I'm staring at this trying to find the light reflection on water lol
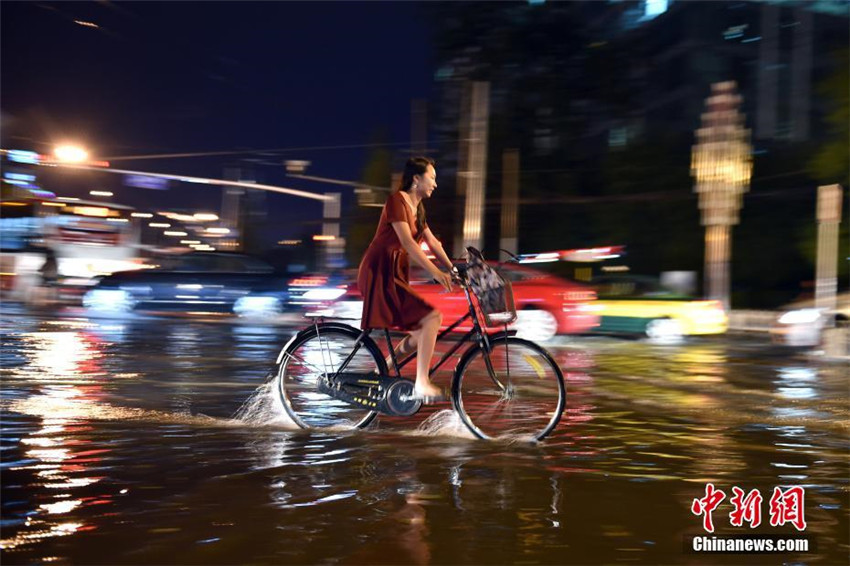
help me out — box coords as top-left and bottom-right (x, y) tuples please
(0, 314), (848, 564)
(2, 325), (111, 553)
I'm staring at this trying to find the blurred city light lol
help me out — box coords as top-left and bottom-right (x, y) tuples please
(193, 213), (219, 221)
(206, 227), (230, 234)
(73, 206), (110, 218)
(89, 191), (113, 197)
(691, 81), (752, 309)
(53, 145), (89, 163)
(163, 231), (188, 237)
(5, 149), (40, 164)
(313, 235), (336, 241)
(284, 160), (311, 173)
(149, 223), (171, 228)
(131, 212), (153, 218)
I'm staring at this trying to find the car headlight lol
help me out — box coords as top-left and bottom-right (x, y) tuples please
(777, 308), (824, 325)
(233, 296), (282, 317)
(83, 289), (134, 312)
(301, 288), (347, 301)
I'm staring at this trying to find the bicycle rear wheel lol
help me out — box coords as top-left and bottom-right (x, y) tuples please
(277, 324), (385, 430)
(452, 337), (565, 441)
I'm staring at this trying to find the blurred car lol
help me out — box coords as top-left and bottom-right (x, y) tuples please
(285, 271), (353, 313)
(589, 275), (728, 341)
(83, 251), (290, 318)
(770, 292), (850, 347)
(307, 262), (599, 342)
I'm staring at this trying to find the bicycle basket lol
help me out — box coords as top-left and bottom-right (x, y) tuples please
(465, 247), (517, 326)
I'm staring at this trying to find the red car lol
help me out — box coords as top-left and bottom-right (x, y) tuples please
(318, 262), (598, 341)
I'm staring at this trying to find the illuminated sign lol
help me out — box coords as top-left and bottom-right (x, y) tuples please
(124, 174), (170, 190)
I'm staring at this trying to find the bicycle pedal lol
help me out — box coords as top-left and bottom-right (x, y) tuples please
(380, 379), (422, 417)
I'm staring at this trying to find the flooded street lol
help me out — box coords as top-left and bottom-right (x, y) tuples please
(2, 307), (848, 565)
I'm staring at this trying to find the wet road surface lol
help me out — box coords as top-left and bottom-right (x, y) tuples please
(1, 307), (848, 564)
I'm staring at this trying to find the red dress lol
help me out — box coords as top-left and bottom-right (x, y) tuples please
(358, 191), (436, 330)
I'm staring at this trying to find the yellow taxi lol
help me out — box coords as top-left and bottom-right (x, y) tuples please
(589, 275), (728, 341)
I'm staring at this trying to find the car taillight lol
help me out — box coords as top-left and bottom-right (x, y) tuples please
(564, 290), (596, 302)
(290, 276), (328, 287)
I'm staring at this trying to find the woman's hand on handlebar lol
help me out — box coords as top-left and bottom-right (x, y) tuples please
(432, 268), (453, 292)
(450, 265), (465, 286)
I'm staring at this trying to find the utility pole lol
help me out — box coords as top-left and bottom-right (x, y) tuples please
(411, 99), (428, 156)
(454, 81), (490, 257)
(815, 184), (843, 315)
(222, 165), (252, 251)
(321, 192), (343, 270)
(500, 149), (520, 255)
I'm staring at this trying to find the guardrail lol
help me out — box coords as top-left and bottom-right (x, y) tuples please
(728, 310), (776, 333)
(728, 310), (848, 359)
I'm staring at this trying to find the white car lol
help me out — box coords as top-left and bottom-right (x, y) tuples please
(771, 293), (850, 347)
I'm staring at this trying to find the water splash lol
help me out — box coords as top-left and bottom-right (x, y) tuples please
(413, 409), (477, 440)
(233, 377), (299, 429)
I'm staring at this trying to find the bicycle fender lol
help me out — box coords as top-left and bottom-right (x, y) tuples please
(274, 321), (363, 365)
(487, 329), (518, 341)
(275, 332), (300, 365)
(308, 321), (363, 334)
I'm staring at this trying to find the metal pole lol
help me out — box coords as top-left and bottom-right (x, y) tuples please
(704, 224), (731, 309)
(455, 81), (490, 256)
(815, 184), (843, 317)
(222, 166), (246, 251)
(500, 149), (519, 255)
(322, 192), (342, 270)
(411, 99), (428, 155)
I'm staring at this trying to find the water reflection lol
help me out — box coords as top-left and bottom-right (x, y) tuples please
(775, 366), (818, 400)
(2, 326), (114, 552)
(1, 314), (847, 564)
(87, 322), (130, 344)
(231, 325), (283, 361)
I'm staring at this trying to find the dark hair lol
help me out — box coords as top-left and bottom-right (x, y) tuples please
(397, 156), (434, 235)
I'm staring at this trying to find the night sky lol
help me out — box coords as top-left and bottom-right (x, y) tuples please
(1, 1), (434, 241)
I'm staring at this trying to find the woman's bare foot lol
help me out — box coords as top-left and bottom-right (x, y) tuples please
(414, 381), (443, 399)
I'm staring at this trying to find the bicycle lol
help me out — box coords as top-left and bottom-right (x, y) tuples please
(274, 247), (565, 441)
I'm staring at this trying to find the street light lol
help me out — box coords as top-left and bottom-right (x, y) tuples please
(53, 144), (89, 163)
(691, 81), (753, 310)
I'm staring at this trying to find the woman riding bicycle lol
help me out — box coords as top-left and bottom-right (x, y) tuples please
(357, 157), (453, 402)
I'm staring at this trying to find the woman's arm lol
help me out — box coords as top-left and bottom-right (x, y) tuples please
(422, 227), (454, 271)
(391, 221), (444, 277)
(390, 222), (452, 292)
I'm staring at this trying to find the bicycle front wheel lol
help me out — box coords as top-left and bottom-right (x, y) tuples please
(452, 337), (565, 441)
(277, 324), (385, 430)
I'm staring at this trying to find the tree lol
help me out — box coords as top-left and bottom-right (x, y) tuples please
(808, 48), (849, 185)
(345, 139), (391, 266)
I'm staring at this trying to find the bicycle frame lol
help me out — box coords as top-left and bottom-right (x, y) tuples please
(322, 277), (510, 392)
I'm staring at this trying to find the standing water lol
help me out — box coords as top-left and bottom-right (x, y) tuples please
(1, 309), (847, 564)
